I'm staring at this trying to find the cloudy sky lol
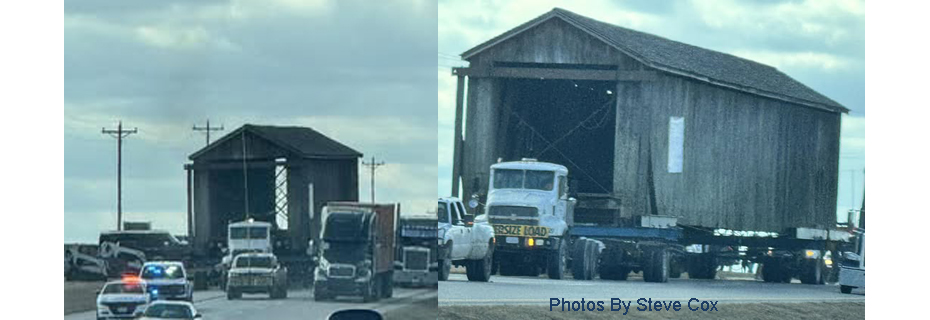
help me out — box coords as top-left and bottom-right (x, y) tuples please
(64, 0), (437, 242)
(437, 0), (865, 221)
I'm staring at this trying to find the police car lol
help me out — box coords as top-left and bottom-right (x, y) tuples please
(96, 279), (150, 320)
(139, 261), (193, 301)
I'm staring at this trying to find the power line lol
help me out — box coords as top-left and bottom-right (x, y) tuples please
(193, 119), (224, 146)
(362, 157), (386, 203)
(101, 120), (138, 231)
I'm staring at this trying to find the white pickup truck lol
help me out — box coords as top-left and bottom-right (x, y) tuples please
(437, 197), (495, 282)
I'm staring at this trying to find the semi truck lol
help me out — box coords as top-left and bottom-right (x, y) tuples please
(313, 202), (398, 302)
(482, 159), (849, 284)
(393, 214), (439, 287)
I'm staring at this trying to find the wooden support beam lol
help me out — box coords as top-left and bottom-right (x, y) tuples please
(451, 75), (466, 197)
(453, 67), (657, 82)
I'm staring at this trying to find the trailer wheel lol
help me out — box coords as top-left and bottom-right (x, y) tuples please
(669, 257), (682, 279)
(571, 240), (590, 280)
(644, 248), (669, 283)
(547, 239), (567, 279)
(586, 242), (599, 280)
(840, 285), (853, 294)
(800, 258), (824, 285)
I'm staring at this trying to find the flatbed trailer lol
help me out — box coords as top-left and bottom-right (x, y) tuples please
(564, 223), (851, 283)
(483, 159), (851, 284)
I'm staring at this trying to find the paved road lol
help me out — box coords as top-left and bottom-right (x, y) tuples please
(66, 287), (437, 320)
(440, 273), (864, 306)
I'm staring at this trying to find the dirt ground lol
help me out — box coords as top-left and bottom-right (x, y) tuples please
(64, 280), (105, 315)
(439, 302), (864, 320)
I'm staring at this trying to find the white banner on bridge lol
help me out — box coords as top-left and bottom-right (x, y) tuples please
(668, 117), (685, 173)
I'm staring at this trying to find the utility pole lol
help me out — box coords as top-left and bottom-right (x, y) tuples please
(193, 119), (224, 146)
(102, 121), (138, 231)
(362, 157), (385, 203)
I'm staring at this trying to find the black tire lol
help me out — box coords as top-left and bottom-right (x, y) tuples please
(491, 257), (500, 275)
(313, 286), (330, 301)
(840, 285), (853, 294)
(466, 246), (493, 282)
(226, 289), (240, 300)
(362, 280), (377, 302)
(800, 258), (824, 285)
(438, 258), (451, 281)
(571, 240), (589, 280)
(655, 249), (669, 283)
(669, 258), (682, 279)
(643, 250), (656, 282)
(586, 241), (598, 280)
(383, 274), (394, 298)
(547, 240), (567, 279)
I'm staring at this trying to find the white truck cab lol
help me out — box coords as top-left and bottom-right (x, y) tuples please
(484, 159), (577, 279)
(222, 220), (273, 266)
(438, 197), (495, 282)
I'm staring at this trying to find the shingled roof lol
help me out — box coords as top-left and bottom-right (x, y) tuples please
(462, 8), (847, 113)
(189, 124), (362, 160)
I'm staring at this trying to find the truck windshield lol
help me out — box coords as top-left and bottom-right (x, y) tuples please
(102, 282), (145, 294)
(437, 202), (449, 223)
(141, 265), (185, 280)
(230, 226), (268, 239)
(322, 212), (367, 242)
(493, 169), (555, 191)
(234, 256), (274, 268)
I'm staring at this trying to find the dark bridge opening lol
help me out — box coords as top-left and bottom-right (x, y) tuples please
(499, 78), (617, 194)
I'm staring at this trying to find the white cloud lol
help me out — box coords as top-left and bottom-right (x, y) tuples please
(731, 50), (853, 72)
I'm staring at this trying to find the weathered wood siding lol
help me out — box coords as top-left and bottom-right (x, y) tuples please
(468, 18), (644, 69)
(616, 74), (840, 231)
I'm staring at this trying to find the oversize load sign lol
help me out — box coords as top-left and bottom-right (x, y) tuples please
(493, 224), (550, 238)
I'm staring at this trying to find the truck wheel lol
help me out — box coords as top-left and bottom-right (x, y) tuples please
(800, 258), (824, 285)
(571, 240), (590, 280)
(669, 257), (682, 279)
(363, 275), (380, 302)
(383, 274), (394, 298)
(840, 285), (853, 294)
(313, 286), (330, 301)
(466, 247), (493, 282)
(654, 248), (669, 283)
(439, 258), (451, 281)
(547, 239), (567, 279)
(585, 241), (598, 280)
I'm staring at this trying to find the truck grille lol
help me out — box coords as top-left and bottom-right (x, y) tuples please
(153, 284), (186, 295)
(404, 248), (429, 271)
(328, 264), (355, 278)
(230, 275), (272, 286)
(103, 302), (144, 315)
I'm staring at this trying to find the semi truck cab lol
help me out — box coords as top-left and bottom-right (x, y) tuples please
(484, 159), (576, 279)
